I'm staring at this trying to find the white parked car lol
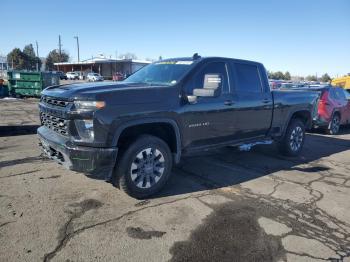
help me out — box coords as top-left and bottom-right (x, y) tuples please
(66, 72), (79, 80)
(87, 73), (104, 82)
(75, 71), (85, 80)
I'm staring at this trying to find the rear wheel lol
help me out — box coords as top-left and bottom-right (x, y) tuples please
(327, 114), (340, 135)
(278, 118), (305, 157)
(114, 135), (173, 199)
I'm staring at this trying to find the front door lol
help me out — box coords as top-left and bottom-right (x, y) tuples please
(180, 61), (237, 149)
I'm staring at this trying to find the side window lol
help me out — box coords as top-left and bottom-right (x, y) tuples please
(234, 63), (263, 93)
(185, 62), (229, 95)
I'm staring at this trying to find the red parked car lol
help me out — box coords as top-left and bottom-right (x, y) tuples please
(312, 86), (350, 134)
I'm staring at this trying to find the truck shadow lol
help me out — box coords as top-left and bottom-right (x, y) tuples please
(0, 125), (39, 137)
(155, 129), (350, 198)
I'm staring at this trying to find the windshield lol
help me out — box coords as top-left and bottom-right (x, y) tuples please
(124, 61), (195, 86)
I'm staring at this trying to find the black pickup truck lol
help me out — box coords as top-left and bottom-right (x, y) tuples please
(38, 55), (319, 198)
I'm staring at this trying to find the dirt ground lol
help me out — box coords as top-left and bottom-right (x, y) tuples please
(1, 99), (350, 262)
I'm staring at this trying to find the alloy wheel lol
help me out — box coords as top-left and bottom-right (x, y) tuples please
(289, 126), (304, 152)
(130, 148), (165, 189)
(331, 115), (340, 134)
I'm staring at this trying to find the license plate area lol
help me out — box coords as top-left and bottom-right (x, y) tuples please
(39, 138), (65, 164)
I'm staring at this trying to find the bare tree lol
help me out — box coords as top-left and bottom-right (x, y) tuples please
(118, 52), (138, 60)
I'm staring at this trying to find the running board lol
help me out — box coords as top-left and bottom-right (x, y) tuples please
(236, 140), (273, 152)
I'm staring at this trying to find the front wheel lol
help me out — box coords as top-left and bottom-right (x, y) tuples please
(278, 118), (305, 157)
(114, 135), (173, 199)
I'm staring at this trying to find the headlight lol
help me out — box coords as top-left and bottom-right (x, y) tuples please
(75, 119), (94, 140)
(74, 100), (105, 111)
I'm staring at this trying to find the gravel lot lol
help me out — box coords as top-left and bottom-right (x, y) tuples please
(1, 99), (350, 262)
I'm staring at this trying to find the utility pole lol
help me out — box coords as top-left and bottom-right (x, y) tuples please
(74, 36), (80, 62)
(115, 50), (118, 74)
(58, 35), (62, 58)
(35, 41), (39, 71)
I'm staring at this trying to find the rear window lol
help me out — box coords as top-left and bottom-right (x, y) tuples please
(343, 89), (350, 99)
(234, 63), (262, 93)
(331, 88), (346, 100)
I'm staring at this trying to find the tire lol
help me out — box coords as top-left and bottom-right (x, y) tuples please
(327, 113), (341, 135)
(114, 135), (173, 199)
(278, 118), (305, 157)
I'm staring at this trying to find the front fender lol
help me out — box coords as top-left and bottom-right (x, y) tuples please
(111, 118), (182, 163)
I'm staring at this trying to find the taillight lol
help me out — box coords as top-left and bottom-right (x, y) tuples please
(319, 91), (329, 104)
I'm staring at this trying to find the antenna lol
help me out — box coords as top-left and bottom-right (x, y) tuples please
(193, 53), (201, 60)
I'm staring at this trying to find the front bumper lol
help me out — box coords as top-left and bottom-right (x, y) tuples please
(37, 126), (118, 180)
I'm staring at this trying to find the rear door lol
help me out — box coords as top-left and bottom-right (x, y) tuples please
(229, 62), (273, 139)
(330, 88), (346, 123)
(334, 87), (350, 123)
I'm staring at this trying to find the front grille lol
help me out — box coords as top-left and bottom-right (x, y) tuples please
(40, 113), (68, 136)
(41, 96), (69, 107)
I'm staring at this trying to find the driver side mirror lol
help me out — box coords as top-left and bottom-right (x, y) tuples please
(187, 74), (222, 103)
(193, 88), (218, 97)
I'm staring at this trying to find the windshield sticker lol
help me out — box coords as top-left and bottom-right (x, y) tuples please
(155, 61), (177, 65)
(155, 61), (193, 65)
(176, 61), (193, 65)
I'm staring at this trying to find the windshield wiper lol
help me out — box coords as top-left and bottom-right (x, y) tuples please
(124, 81), (172, 86)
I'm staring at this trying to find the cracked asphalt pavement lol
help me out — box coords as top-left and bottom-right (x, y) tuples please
(1, 100), (350, 261)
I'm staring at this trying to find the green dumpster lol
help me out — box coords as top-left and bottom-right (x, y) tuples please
(7, 71), (60, 97)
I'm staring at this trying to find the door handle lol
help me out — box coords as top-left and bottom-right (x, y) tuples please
(224, 100), (233, 106)
(262, 99), (270, 104)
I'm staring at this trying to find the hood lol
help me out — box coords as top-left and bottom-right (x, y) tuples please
(42, 81), (179, 106)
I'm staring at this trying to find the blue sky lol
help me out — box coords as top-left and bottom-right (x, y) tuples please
(2, 0), (349, 77)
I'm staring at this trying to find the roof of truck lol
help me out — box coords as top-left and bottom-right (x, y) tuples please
(161, 56), (264, 66)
